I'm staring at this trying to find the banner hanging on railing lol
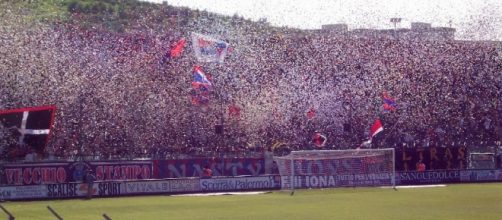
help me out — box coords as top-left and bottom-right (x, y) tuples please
(154, 157), (265, 178)
(2, 161), (152, 186)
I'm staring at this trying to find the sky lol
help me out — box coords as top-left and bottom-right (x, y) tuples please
(142, 0), (502, 41)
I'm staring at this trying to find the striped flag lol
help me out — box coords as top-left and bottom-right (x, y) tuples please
(191, 66), (212, 105)
(191, 65), (212, 91)
(383, 91), (397, 112)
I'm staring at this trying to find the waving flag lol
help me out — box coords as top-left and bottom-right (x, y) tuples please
(306, 108), (316, 120)
(361, 119), (384, 147)
(228, 103), (241, 118)
(191, 65), (212, 105)
(160, 38), (186, 64)
(170, 38), (186, 58)
(191, 65), (212, 91)
(191, 32), (229, 63)
(383, 92), (397, 112)
(370, 119), (384, 138)
(0, 106), (56, 152)
(190, 90), (211, 105)
(312, 132), (327, 148)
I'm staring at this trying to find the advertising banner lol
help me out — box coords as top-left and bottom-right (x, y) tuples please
(46, 182), (122, 198)
(397, 170), (461, 185)
(0, 185), (47, 200)
(200, 176), (279, 192)
(46, 183), (95, 198)
(155, 158), (265, 178)
(460, 170), (499, 182)
(91, 161), (152, 181)
(3, 162), (69, 186)
(122, 179), (200, 195)
(97, 182), (122, 197)
(280, 173), (393, 189)
(2, 161), (153, 185)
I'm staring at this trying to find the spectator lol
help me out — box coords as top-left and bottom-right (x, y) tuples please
(84, 169), (96, 200)
(0, 165), (5, 185)
(417, 160), (426, 172)
(312, 131), (327, 148)
(201, 165), (212, 178)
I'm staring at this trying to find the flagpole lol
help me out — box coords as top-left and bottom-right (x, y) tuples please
(216, 64), (225, 128)
(217, 64), (225, 148)
(208, 63), (226, 152)
(191, 32), (230, 153)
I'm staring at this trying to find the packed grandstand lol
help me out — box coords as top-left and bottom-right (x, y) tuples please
(0, 0), (501, 168)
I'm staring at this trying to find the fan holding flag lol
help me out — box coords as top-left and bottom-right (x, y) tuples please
(360, 119), (384, 148)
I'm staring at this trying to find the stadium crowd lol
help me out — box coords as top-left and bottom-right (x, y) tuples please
(1, 2), (501, 162)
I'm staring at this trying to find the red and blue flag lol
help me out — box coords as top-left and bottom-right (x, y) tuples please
(382, 92), (397, 112)
(191, 65), (212, 105)
(191, 65), (212, 91)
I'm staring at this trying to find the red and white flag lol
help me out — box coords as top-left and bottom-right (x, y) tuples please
(370, 119), (384, 138)
(361, 119), (384, 147)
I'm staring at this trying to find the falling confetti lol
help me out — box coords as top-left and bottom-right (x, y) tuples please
(0, 0), (501, 161)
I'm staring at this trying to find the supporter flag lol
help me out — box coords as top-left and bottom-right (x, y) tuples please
(170, 38), (186, 58)
(161, 38), (186, 64)
(191, 65), (212, 91)
(228, 103), (241, 118)
(0, 106), (56, 152)
(312, 132), (327, 148)
(370, 119), (384, 138)
(191, 65), (212, 105)
(191, 32), (229, 63)
(306, 108), (316, 120)
(382, 91), (397, 112)
(361, 118), (384, 146)
(190, 91), (211, 106)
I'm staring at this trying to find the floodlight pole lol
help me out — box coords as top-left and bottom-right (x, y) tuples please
(390, 18), (402, 38)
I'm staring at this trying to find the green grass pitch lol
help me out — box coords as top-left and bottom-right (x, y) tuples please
(2, 183), (501, 220)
